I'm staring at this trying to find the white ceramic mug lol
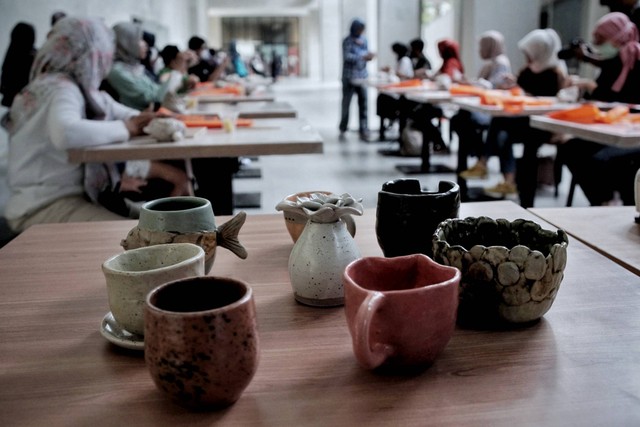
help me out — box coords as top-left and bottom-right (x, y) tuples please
(102, 243), (205, 335)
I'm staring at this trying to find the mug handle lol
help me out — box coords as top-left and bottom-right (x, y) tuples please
(342, 214), (356, 238)
(354, 291), (393, 369)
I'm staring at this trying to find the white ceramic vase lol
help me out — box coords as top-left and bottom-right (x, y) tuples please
(288, 219), (361, 307)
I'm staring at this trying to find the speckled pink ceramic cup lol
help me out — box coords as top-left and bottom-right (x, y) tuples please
(144, 276), (259, 409)
(343, 254), (460, 370)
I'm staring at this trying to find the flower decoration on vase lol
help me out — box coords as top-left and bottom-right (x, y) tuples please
(276, 192), (364, 307)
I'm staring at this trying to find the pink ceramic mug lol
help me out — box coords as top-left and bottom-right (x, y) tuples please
(343, 254), (460, 370)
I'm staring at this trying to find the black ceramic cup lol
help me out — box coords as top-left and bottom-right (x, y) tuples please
(376, 179), (460, 258)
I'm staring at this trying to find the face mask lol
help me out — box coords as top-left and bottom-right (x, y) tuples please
(200, 49), (211, 61)
(596, 42), (619, 60)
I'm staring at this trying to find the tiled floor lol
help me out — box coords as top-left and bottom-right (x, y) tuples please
(0, 77), (590, 239)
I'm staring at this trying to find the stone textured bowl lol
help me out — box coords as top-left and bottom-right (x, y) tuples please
(432, 216), (569, 327)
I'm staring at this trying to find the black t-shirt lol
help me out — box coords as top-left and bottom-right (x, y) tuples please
(411, 53), (431, 71)
(188, 61), (216, 83)
(516, 67), (563, 97)
(588, 56), (640, 105)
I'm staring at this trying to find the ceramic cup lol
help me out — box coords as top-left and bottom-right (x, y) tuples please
(343, 254), (460, 370)
(376, 179), (460, 258)
(280, 191), (356, 243)
(102, 243), (205, 335)
(144, 276), (259, 409)
(138, 196), (217, 233)
(432, 216), (569, 327)
(121, 196), (248, 274)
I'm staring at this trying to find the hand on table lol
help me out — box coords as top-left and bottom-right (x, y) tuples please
(125, 112), (156, 137)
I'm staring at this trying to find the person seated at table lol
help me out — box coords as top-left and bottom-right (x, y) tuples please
(399, 38), (465, 159)
(461, 29), (568, 204)
(559, 12), (640, 206)
(187, 36), (228, 83)
(3, 16), (173, 233)
(1, 22), (37, 109)
(409, 38), (432, 78)
(376, 42), (413, 141)
(103, 21), (192, 202)
(454, 30), (513, 180)
(141, 31), (159, 83)
(106, 22), (172, 111)
(435, 38), (465, 84)
(157, 45), (199, 97)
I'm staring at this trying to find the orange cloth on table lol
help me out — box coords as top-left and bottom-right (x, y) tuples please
(449, 84), (486, 96)
(180, 116), (253, 128)
(155, 107), (253, 128)
(547, 104), (634, 124)
(189, 84), (245, 96)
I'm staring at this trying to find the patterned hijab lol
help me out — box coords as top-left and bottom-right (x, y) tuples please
(517, 28), (563, 73)
(9, 17), (114, 132)
(113, 21), (143, 65)
(593, 12), (640, 92)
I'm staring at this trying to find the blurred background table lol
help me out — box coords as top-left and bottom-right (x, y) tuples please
(530, 205), (640, 276)
(67, 119), (323, 215)
(530, 115), (640, 147)
(1, 201), (640, 425)
(195, 101), (297, 119)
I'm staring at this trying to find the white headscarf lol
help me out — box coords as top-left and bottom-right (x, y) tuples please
(517, 28), (564, 74)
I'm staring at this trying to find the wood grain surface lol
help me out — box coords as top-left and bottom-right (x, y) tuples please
(531, 205), (640, 276)
(1, 201), (639, 425)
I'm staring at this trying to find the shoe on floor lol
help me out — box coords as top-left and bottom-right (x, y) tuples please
(359, 131), (371, 142)
(484, 181), (517, 196)
(459, 163), (488, 179)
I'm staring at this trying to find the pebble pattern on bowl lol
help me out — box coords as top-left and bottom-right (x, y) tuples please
(432, 217), (569, 326)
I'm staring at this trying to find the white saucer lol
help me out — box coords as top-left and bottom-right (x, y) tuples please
(100, 312), (144, 351)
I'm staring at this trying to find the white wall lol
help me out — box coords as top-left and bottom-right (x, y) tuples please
(459, 0), (541, 78)
(376, 0), (420, 71)
(0, 0), (196, 58)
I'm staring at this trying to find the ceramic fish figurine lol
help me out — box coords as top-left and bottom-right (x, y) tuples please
(121, 211), (248, 274)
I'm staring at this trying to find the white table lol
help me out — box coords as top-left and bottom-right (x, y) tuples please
(530, 115), (640, 147)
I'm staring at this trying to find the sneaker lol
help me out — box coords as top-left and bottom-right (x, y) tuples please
(359, 131), (371, 142)
(459, 163), (488, 180)
(484, 181), (518, 196)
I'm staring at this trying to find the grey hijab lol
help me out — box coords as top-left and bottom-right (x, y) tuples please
(113, 21), (142, 65)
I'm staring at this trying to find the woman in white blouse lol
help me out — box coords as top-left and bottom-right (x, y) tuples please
(5, 17), (157, 232)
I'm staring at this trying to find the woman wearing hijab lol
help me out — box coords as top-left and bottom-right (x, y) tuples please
(0, 22), (36, 108)
(559, 12), (640, 206)
(436, 39), (464, 82)
(460, 29), (567, 206)
(4, 17), (156, 233)
(106, 21), (171, 111)
(454, 31), (513, 195)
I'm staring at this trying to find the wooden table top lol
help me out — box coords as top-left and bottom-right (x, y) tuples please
(67, 119), (323, 163)
(196, 101), (297, 119)
(530, 205), (640, 276)
(452, 97), (577, 117)
(530, 115), (640, 147)
(1, 201), (640, 425)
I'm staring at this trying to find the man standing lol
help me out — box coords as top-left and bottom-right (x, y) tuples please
(339, 18), (375, 141)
